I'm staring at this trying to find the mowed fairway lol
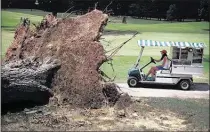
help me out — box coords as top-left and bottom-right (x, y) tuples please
(102, 18), (209, 83)
(1, 9), (209, 83)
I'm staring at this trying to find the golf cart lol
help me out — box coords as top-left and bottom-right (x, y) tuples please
(127, 40), (206, 90)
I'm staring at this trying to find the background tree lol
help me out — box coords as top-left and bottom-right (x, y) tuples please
(1, 0), (209, 22)
(198, 0), (209, 21)
(166, 4), (177, 22)
(128, 3), (141, 18)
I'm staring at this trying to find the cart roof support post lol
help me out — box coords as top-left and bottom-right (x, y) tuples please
(179, 48), (182, 60)
(135, 46), (144, 68)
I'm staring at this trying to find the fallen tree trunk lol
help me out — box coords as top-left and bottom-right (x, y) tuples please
(1, 56), (61, 104)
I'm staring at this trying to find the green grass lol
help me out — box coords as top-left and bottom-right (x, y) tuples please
(109, 16), (203, 24)
(3, 8), (51, 17)
(102, 33), (209, 56)
(106, 21), (209, 34)
(2, 10), (43, 30)
(1, 9), (209, 83)
(1, 30), (14, 56)
(1, 9), (76, 31)
(1, 9), (44, 56)
(109, 16), (169, 24)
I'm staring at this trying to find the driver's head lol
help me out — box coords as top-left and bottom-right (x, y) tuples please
(160, 49), (167, 55)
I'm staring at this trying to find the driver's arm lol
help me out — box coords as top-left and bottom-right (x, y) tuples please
(155, 54), (166, 62)
(154, 59), (161, 62)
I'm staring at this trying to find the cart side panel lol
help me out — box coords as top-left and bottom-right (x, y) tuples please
(171, 65), (203, 75)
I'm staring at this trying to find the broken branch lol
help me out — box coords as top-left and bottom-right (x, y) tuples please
(106, 32), (138, 59)
(62, 6), (75, 18)
(65, 10), (81, 18)
(103, 1), (113, 13)
(94, 2), (99, 9)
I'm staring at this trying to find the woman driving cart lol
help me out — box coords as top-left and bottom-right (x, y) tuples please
(127, 39), (205, 89)
(145, 49), (170, 80)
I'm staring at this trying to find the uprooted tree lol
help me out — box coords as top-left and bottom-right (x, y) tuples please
(2, 10), (131, 109)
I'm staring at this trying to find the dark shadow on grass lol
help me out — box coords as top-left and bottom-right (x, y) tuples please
(203, 29), (210, 31)
(2, 26), (14, 28)
(128, 17), (199, 22)
(104, 30), (141, 35)
(7, 9), (48, 17)
(136, 83), (209, 91)
(2, 26), (16, 32)
(1, 101), (48, 115)
(191, 83), (210, 91)
(136, 83), (178, 90)
(3, 28), (16, 32)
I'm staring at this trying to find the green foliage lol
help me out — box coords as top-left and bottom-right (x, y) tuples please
(166, 4), (177, 21)
(128, 3), (141, 16)
(2, 0), (209, 21)
(198, 0), (209, 21)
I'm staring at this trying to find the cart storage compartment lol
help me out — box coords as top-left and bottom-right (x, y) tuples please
(171, 60), (203, 75)
(172, 65), (203, 75)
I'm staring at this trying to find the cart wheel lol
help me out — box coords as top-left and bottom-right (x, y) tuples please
(178, 80), (191, 90)
(127, 77), (138, 87)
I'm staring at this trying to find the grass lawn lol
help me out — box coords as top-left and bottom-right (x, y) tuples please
(1, 30), (14, 57)
(102, 33), (209, 56)
(106, 22), (209, 34)
(2, 10), (43, 30)
(1, 9), (44, 57)
(1, 9), (209, 83)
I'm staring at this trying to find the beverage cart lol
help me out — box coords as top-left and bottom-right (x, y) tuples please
(127, 40), (206, 90)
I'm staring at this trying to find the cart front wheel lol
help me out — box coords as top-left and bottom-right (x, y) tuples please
(127, 77), (138, 87)
(178, 79), (191, 90)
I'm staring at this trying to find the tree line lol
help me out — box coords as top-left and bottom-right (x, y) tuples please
(2, 0), (209, 21)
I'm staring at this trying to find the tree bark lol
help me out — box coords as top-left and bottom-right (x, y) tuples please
(1, 56), (61, 104)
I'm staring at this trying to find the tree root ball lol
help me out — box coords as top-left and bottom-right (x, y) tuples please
(2, 10), (131, 108)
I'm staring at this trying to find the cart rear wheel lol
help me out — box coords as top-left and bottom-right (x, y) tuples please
(178, 79), (191, 90)
(127, 77), (138, 87)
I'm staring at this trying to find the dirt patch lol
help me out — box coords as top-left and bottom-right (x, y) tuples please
(1, 98), (196, 131)
(144, 97), (209, 131)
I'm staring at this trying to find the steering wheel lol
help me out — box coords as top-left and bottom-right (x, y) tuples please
(150, 57), (156, 64)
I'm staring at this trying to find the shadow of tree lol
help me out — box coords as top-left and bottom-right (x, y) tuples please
(2, 26), (16, 32)
(1, 101), (48, 115)
(104, 30), (141, 35)
(203, 29), (210, 31)
(136, 83), (209, 91)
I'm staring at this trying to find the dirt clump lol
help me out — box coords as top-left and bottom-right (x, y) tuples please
(3, 10), (129, 109)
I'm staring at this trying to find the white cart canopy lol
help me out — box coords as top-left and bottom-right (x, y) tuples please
(137, 40), (206, 48)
